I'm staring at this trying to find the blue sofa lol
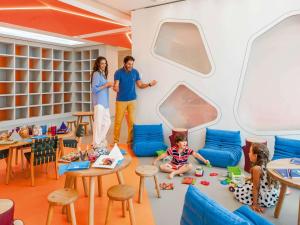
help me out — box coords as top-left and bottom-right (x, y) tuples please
(197, 128), (242, 167)
(132, 124), (167, 157)
(273, 136), (300, 160)
(181, 186), (273, 225)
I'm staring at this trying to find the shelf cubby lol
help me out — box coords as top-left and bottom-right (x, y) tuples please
(82, 82), (90, 92)
(54, 93), (63, 103)
(42, 71), (52, 81)
(91, 49), (99, 59)
(82, 50), (90, 60)
(74, 103), (82, 111)
(42, 82), (52, 93)
(64, 51), (72, 60)
(64, 83), (72, 92)
(53, 82), (62, 92)
(83, 93), (90, 102)
(0, 56), (14, 68)
(29, 70), (40, 81)
(15, 45), (28, 57)
(42, 59), (52, 70)
(53, 104), (62, 114)
(29, 46), (40, 58)
(15, 82), (28, 94)
(74, 72), (81, 81)
(42, 105), (52, 116)
(29, 82), (41, 94)
(0, 96), (14, 108)
(15, 57), (28, 69)
(29, 106), (40, 117)
(75, 62), (81, 71)
(53, 60), (63, 71)
(15, 108), (28, 119)
(0, 69), (13, 81)
(53, 71), (63, 81)
(83, 72), (90, 81)
(0, 82), (14, 94)
(63, 72), (71, 81)
(29, 58), (40, 70)
(53, 49), (63, 60)
(0, 43), (13, 55)
(15, 70), (28, 81)
(64, 61), (72, 71)
(42, 48), (52, 59)
(64, 93), (72, 102)
(42, 94), (52, 104)
(74, 93), (82, 102)
(82, 61), (90, 71)
(29, 94), (41, 105)
(75, 51), (81, 60)
(83, 103), (91, 111)
(64, 103), (72, 113)
(0, 109), (14, 121)
(91, 60), (95, 69)
(75, 83), (82, 92)
(15, 95), (28, 107)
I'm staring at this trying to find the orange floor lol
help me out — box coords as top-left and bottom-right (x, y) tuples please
(0, 145), (156, 225)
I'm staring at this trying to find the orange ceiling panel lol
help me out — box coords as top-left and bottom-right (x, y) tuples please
(86, 32), (131, 49)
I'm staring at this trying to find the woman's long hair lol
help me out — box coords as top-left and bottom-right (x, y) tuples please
(91, 56), (108, 85)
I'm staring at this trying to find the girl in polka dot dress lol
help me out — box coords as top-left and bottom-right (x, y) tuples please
(234, 143), (279, 213)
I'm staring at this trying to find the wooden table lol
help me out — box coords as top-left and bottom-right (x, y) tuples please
(65, 156), (132, 225)
(3, 132), (73, 185)
(267, 158), (300, 225)
(72, 112), (94, 132)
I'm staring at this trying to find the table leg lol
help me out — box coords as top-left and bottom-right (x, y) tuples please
(5, 147), (14, 185)
(76, 116), (80, 129)
(274, 184), (287, 218)
(59, 138), (64, 157)
(116, 171), (125, 184)
(89, 176), (96, 225)
(89, 116), (93, 133)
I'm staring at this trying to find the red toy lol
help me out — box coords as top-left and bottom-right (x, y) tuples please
(200, 180), (210, 186)
(209, 172), (218, 177)
(160, 182), (174, 190)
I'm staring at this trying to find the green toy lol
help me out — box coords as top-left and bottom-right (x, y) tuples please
(156, 150), (166, 156)
(227, 166), (244, 184)
(206, 161), (212, 168)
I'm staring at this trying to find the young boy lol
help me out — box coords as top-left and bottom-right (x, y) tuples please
(153, 135), (209, 179)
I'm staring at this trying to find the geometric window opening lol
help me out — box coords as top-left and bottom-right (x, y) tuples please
(158, 84), (219, 129)
(154, 21), (212, 75)
(236, 14), (300, 133)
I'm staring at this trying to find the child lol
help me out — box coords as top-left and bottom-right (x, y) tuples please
(153, 135), (209, 179)
(234, 143), (279, 213)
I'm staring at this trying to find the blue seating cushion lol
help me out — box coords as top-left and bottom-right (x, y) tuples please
(205, 128), (241, 147)
(273, 136), (300, 160)
(133, 141), (167, 157)
(233, 205), (274, 225)
(181, 186), (248, 225)
(133, 124), (164, 143)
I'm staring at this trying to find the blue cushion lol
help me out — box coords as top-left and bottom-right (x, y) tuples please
(133, 124), (167, 156)
(273, 136), (300, 160)
(197, 128), (242, 168)
(180, 186), (248, 225)
(233, 205), (274, 225)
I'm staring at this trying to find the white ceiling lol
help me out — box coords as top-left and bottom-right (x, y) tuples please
(94, 0), (184, 13)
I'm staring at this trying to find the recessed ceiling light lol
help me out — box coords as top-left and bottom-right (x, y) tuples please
(0, 26), (84, 45)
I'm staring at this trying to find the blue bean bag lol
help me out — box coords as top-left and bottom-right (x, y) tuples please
(273, 136), (300, 160)
(181, 185), (273, 225)
(197, 128), (242, 167)
(132, 124), (167, 157)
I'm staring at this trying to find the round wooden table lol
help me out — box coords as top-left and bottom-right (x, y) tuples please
(267, 158), (300, 225)
(65, 156), (132, 225)
(72, 112), (94, 133)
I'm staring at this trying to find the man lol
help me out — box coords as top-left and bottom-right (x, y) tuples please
(113, 56), (157, 145)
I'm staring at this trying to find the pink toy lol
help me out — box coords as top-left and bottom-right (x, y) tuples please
(200, 180), (210, 186)
(209, 172), (218, 177)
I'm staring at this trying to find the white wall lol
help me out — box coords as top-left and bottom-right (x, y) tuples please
(132, 0), (300, 158)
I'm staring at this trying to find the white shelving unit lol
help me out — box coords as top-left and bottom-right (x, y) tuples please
(0, 37), (107, 125)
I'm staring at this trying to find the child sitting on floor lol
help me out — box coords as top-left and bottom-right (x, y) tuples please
(234, 143), (279, 213)
(153, 135), (210, 179)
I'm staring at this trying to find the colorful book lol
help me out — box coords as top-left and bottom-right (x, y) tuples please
(274, 169), (300, 178)
(182, 177), (196, 185)
(93, 144), (124, 169)
(290, 158), (300, 165)
(67, 161), (90, 171)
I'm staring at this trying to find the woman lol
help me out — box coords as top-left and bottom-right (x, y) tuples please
(91, 56), (113, 149)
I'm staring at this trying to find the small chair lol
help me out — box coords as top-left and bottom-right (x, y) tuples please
(24, 136), (59, 186)
(273, 136), (300, 160)
(135, 165), (160, 203)
(46, 188), (78, 225)
(105, 185), (136, 225)
(79, 122), (89, 135)
(67, 120), (77, 131)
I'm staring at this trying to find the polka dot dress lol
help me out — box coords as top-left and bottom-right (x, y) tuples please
(234, 165), (279, 207)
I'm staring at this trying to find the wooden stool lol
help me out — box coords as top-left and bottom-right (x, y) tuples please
(67, 120), (77, 131)
(46, 188), (78, 225)
(105, 185), (136, 225)
(79, 122), (89, 135)
(135, 165), (160, 204)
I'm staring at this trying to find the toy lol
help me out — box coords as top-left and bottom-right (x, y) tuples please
(206, 161), (212, 168)
(59, 152), (80, 163)
(227, 166), (245, 185)
(57, 122), (69, 134)
(209, 172), (218, 177)
(182, 177), (196, 185)
(159, 182), (174, 190)
(156, 150), (166, 156)
(200, 180), (210, 186)
(229, 186), (235, 192)
(19, 126), (29, 138)
(195, 166), (204, 177)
